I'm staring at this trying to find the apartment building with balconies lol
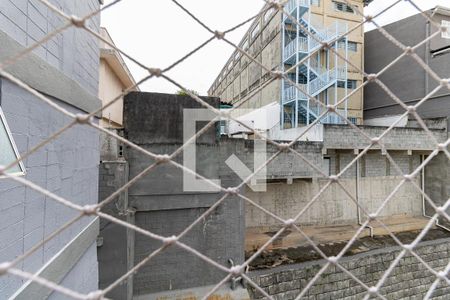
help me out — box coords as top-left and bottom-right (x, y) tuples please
(208, 0), (372, 138)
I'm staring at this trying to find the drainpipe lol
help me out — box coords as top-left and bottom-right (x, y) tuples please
(228, 259), (244, 290)
(356, 156), (374, 237)
(425, 20), (430, 96)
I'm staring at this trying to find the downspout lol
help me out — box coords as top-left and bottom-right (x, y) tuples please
(295, 0), (300, 128)
(425, 19), (430, 96)
(356, 157), (374, 237)
(281, 10), (285, 129)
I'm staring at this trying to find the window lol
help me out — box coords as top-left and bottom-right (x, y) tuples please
(227, 62), (233, 71)
(337, 80), (357, 89)
(251, 23), (260, 39)
(323, 157), (330, 176)
(311, 0), (320, 6)
(334, 1), (354, 14)
(348, 117), (357, 125)
(347, 79), (357, 89)
(234, 51), (241, 61)
(242, 39), (249, 51)
(442, 20), (450, 39)
(0, 107), (25, 176)
(348, 41), (357, 52)
(338, 40), (357, 51)
(264, 8), (275, 22)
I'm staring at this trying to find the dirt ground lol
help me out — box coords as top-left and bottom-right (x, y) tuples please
(246, 228), (450, 271)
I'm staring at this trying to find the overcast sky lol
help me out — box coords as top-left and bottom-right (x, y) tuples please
(101, 0), (449, 95)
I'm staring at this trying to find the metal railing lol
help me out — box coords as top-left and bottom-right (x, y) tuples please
(283, 37), (308, 61)
(285, 0), (310, 17)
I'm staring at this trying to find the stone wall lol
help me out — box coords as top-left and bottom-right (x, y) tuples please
(249, 237), (450, 299)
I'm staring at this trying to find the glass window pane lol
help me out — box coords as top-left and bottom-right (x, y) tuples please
(0, 109), (23, 174)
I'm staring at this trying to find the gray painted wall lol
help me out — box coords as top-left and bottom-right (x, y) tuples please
(48, 243), (99, 300)
(0, 78), (100, 298)
(0, 0), (101, 297)
(0, 0), (100, 96)
(364, 11), (450, 122)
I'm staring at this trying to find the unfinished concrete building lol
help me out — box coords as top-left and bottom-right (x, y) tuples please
(209, 0), (372, 133)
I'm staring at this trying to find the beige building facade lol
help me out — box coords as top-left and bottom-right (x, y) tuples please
(209, 0), (370, 130)
(99, 27), (139, 128)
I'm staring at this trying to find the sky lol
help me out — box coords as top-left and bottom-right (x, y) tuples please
(101, 0), (450, 95)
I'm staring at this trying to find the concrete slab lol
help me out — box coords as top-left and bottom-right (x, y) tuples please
(245, 215), (433, 252)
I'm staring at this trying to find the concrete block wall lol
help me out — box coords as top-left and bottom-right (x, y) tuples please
(132, 201), (244, 295)
(249, 237), (450, 300)
(122, 93), (246, 296)
(245, 178), (357, 228)
(324, 125), (446, 151)
(0, 0), (100, 96)
(97, 161), (130, 300)
(245, 151), (423, 229)
(219, 138), (324, 181)
(0, 79), (100, 297)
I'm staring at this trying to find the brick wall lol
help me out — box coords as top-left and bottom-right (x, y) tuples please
(249, 237), (450, 299)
